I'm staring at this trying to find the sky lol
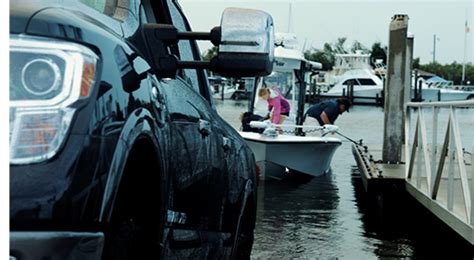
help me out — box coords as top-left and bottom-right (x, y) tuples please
(179, 0), (473, 65)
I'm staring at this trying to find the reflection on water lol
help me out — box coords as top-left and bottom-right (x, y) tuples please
(252, 174), (344, 258)
(215, 100), (472, 259)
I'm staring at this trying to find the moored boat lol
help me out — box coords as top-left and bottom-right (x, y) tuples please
(239, 32), (342, 180)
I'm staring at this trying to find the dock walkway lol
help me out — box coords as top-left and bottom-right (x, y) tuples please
(353, 100), (474, 244)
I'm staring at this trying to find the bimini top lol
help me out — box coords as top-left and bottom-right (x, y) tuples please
(426, 76), (453, 88)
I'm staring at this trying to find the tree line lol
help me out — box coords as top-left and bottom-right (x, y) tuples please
(202, 38), (473, 85)
(302, 37), (473, 85)
(413, 58), (474, 85)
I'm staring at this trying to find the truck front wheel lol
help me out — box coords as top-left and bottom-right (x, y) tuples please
(103, 140), (164, 259)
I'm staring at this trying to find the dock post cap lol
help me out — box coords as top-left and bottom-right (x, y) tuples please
(391, 14), (409, 20)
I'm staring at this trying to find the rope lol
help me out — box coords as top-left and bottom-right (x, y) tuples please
(277, 127), (328, 135)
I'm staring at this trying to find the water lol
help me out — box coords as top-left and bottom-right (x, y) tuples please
(215, 100), (473, 259)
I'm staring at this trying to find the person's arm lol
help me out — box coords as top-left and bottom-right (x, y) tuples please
(268, 103), (273, 113)
(319, 111), (331, 125)
(266, 101), (273, 120)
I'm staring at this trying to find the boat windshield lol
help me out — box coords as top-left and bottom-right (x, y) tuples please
(264, 72), (292, 97)
(253, 71), (305, 121)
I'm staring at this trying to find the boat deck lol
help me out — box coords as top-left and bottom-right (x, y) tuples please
(239, 131), (341, 144)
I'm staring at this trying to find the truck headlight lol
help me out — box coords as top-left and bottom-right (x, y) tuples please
(10, 35), (98, 164)
(21, 58), (62, 96)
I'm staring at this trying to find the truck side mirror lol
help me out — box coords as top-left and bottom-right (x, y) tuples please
(210, 8), (274, 77)
(143, 8), (274, 79)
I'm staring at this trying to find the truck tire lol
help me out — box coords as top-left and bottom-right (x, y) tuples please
(103, 140), (164, 260)
(233, 194), (256, 259)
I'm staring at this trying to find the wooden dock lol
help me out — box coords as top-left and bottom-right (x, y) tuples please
(351, 143), (405, 193)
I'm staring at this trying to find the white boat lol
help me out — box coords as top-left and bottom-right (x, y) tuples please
(322, 54), (474, 104)
(322, 51), (384, 104)
(239, 32), (342, 180)
(324, 68), (384, 104)
(212, 84), (237, 100)
(210, 76), (239, 100)
(240, 132), (341, 180)
(412, 75), (474, 101)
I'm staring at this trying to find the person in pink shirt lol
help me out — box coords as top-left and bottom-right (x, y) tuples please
(258, 87), (291, 127)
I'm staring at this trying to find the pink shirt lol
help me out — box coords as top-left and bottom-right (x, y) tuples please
(267, 88), (291, 124)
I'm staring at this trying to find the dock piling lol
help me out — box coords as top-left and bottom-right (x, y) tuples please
(383, 14), (409, 163)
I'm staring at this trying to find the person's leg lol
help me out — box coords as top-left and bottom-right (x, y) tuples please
(278, 115), (287, 125)
(276, 115), (287, 134)
(239, 112), (244, 123)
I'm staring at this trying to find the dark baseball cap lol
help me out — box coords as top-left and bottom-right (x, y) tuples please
(338, 98), (352, 112)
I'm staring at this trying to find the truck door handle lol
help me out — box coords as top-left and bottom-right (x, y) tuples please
(151, 86), (159, 100)
(222, 136), (231, 151)
(199, 119), (211, 136)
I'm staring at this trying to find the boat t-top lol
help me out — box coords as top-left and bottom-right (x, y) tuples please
(322, 51), (384, 105)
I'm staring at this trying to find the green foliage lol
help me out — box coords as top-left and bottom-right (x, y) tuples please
(201, 38), (473, 85)
(304, 48), (334, 70)
(351, 40), (369, 54)
(369, 42), (387, 68)
(334, 37), (348, 54)
(302, 39), (472, 85)
(304, 38), (377, 70)
(202, 46), (218, 62)
(413, 57), (420, 69)
(418, 61), (474, 85)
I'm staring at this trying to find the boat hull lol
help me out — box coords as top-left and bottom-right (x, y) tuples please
(412, 88), (474, 102)
(322, 87), (474, 104)
(322, 86), (383, 104)
(239, 132), (342, 180)
(213, 90), (235, 100)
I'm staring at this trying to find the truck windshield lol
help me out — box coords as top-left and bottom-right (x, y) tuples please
(79, 0), (108, 13)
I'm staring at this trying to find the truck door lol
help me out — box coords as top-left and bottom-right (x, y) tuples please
(160, 76), (219, 227)
(161, 0), (227, 232)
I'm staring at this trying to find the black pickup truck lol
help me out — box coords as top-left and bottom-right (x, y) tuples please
(10, 0), (274, 259)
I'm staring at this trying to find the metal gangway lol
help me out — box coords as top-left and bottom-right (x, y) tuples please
(405, 100), (474, 243)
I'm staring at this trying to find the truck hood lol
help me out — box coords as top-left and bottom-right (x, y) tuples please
(10, 0), (125, 43)
(10, 1), (59, 34)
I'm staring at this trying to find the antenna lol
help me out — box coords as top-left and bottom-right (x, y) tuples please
(287, 2), (292, 33)
(302, 38), (307, 52)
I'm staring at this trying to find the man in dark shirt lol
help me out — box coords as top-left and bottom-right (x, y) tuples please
(305, 98), (351, 126)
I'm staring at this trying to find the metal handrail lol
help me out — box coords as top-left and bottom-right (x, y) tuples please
(406, 100), (474, 108)
(405, 100), (473, 225)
